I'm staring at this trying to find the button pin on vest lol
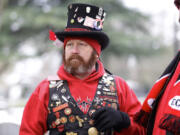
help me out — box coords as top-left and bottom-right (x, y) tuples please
(88, 127), (98, 135)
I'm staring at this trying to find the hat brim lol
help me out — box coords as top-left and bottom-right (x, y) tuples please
(55, 31), (109, 50)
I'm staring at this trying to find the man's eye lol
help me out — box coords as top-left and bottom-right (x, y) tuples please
(66, 43), (72, 46)
(79, 43), (87, 46)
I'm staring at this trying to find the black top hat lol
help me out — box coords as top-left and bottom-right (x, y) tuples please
(55, 3), (109, 50)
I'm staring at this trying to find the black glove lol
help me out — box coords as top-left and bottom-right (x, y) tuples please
(91, 107), (130, 132)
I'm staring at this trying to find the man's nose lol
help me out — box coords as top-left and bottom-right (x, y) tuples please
(71, 44), (79, 53)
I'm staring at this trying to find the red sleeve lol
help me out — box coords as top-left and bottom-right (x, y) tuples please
(19, 79), (50, 135)
(114, 76), (146, 135)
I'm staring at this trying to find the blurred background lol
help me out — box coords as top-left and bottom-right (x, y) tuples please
(0, 0), (179, 134)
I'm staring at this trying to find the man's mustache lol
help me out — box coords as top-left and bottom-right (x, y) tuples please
(68, 54), (84, 62)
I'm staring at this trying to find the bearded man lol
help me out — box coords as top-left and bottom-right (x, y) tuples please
(20, 3), (145, 135)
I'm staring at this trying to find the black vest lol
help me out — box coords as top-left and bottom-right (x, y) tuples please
(47, 73), (119, 135)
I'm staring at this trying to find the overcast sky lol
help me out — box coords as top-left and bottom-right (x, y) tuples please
(123, 0), (177, 14)
(123, 0), (179, 44)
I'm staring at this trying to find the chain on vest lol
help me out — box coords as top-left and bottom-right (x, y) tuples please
(47, 73), (119, 135)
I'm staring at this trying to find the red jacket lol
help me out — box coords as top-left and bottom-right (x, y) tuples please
(20, 61), (145, 135)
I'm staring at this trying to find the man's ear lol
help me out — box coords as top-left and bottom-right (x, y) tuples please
(96, 54), (99, 60)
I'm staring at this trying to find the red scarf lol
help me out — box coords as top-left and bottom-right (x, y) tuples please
(134, 50), (180, 134)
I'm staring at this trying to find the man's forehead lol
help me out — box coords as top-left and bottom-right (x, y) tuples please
(67, 39), (88, 44)
(175, 0), (180, 9)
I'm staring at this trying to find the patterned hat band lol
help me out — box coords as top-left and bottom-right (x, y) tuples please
(64, 28), (91, 32)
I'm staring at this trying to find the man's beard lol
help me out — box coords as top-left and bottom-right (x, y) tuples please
(63, 51), (97, 76)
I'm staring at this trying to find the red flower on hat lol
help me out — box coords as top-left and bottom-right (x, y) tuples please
(49, 30), (57, 41)
(49, 29), (63, 48)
